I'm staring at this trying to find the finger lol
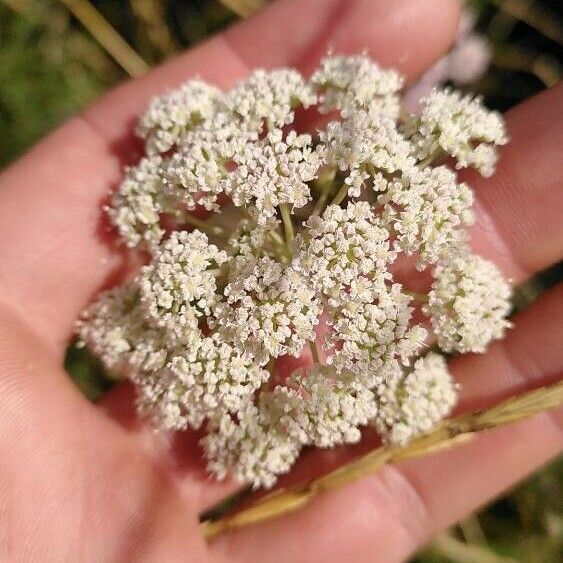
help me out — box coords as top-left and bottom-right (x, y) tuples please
(469, 83), (563, 283)
(0, 299), (207, 559)
(97, 381), (242, 511)
(0, 0), (461, 354)
(211, 283), (563, 562)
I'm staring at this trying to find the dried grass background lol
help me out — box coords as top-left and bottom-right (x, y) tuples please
(0, 1), (561, 561)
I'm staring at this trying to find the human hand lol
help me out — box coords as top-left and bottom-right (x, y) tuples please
(0, 1), (561, 561)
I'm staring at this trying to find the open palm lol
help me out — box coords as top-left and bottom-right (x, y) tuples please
(0, 1), (561, 561)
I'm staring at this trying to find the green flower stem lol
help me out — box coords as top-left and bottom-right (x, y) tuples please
(331, 183), (350, 206)
(279, 203), (295, 249)
(312, 188), (331, 216)
(183, 214), (225, 237)
(418, 147), (445, 169)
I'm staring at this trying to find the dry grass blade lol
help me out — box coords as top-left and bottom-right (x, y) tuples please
(493, 47), (562, 87)
(59, 0), (149, 77)
(130, 0), (178, 56)
(201, 379), (563, 540)
(492, 0), (563, 47)
(431, 532), (518, 563)
(218, 0), (267, 18)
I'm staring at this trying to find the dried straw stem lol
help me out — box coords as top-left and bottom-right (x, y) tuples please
(201, 379), (563, 540)
(431, 531), (518, 563)
(59, 0), (149, 77)
(218, 0), (266, 18)
(491, 0), (563, 47)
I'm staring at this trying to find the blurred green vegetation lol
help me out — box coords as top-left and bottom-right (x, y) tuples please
(0, 1), (108, 164)
(0, 0), (235, 166)
(1, 1), (561, 561)
(417, 459), (563, 563)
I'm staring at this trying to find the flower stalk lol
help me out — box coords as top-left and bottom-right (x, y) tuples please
(330, 183), (350, 206)
(279, 203), (295, 249)
(183, 213), (225, 237)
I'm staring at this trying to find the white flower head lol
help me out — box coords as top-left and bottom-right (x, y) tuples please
(78, 283), (170, 373)
(294, 201), (396, 297)
(108, 156), (167, 249)
(214, 257), (321, 363)
(225, 216), (282, 279)
(327, 281), (427, 382)
(424, 253), (512, 353)
(137, 79), (224, 154)
(138, 230), (227, 338)
(202, 405), (301, 489)
(379, 165), (474, 268)
(162, 113), (257, 212)
(266, 365), (377, 448)
(320, 110), (416, 196)
(312, 54), (403, 117)
(224, 129), (322, 221)
(373, 352), (458, 445)
(226, 68), (317, 131)
(79, 54), (512, 489)
(407, 88), (508, 176)
(137, 335), (269, 431)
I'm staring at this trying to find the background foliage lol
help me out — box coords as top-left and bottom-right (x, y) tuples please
(0, 1), (561, 561)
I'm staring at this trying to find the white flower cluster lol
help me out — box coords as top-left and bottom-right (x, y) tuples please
(424, 255), (512, 353)
(327, 281), (428, 383)
(294, 202), (395, 297)
(321, 111), (415, 195)
(137, 335), (269, 431)
(138, 230), (227, 338)
(202, 405), (301, 489)
(213, 257), (321, 364)
(268, 366), (377, 448)
(406, 88), (507, 176)
(373, 353), (458, 445)
(137, 79), (223, 154)
(162, 113), (255, 213)
(78, 283), (165, 372)
(311, 54), (403, 117)
(80, 54), (512, 488)
(224, 129), (321, 221)
(226, 68), (317, 130)
(107, 156), (167, 249)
